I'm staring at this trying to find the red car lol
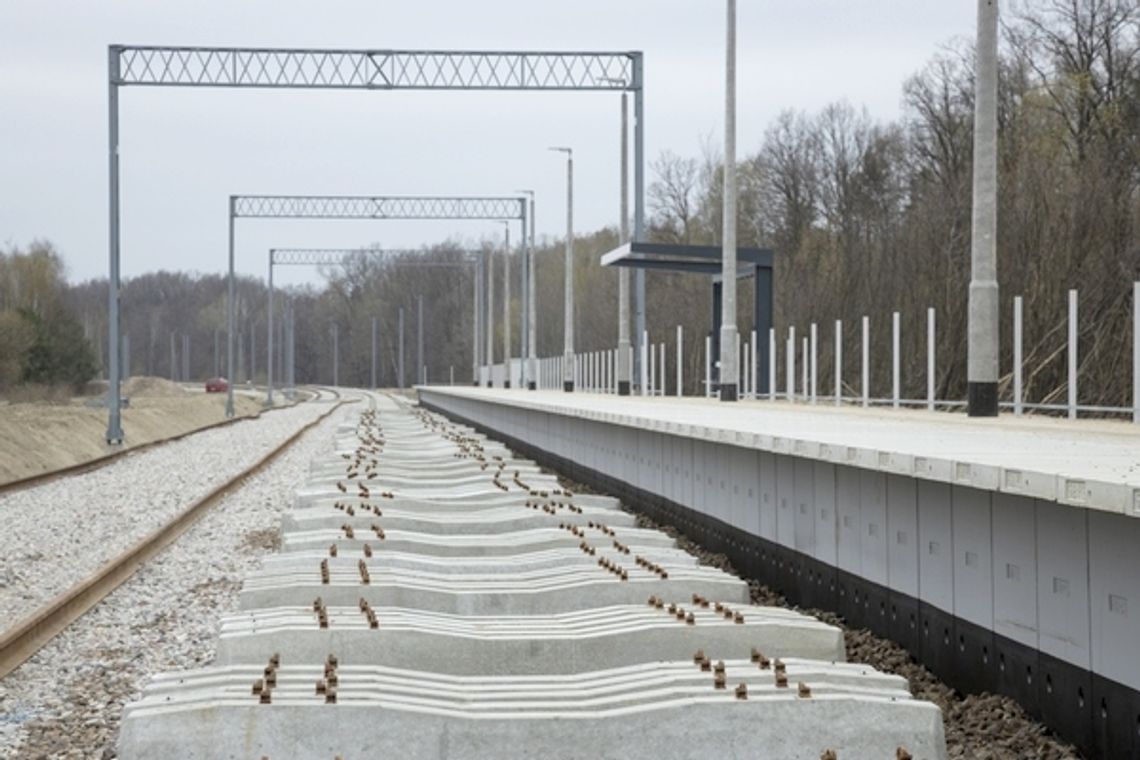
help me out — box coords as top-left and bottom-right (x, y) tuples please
(205, 377), (229, 393)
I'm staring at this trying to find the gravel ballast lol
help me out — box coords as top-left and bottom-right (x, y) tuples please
(0, 400), (332, 628)
(0, 400), (353, 759)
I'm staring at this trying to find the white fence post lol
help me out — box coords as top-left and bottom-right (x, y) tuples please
(1013, 296), (1023, 416)
(1134, 283), (1139, 424)
(927, 308), (935, 411)
(659, 343), (666, 397)
(1068, 289), (1078, 419)
(676, 326), (683, 397)
(750, 329), (758, 400)
(801, 336), (808, 401)
(642, 331), (650, 397)
(788, 326), (796, 402)
(768, 327), (776, 401)
(705, 335), (712, 398)
(892, 311), (900, 409)
(810, 322), (818, 404)
(649, 343), (657, 396)
(861, 316), (870, 408)
(834, 319), (842, 406)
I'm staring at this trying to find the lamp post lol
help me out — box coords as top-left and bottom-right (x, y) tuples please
(516, 189), (537, 390)
(549, 146), (574, 392)
(718, 0), (740, 402)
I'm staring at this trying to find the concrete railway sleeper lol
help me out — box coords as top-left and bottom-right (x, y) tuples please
(118, 394), (949, 758)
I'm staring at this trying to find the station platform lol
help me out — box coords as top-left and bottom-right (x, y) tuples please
(418, 387), (1140, 517)
(417, 385), (1140, 758)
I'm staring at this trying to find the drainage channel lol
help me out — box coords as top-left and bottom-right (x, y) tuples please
(117, 394), (949, 759)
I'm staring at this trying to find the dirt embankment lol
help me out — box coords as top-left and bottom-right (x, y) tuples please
(0, 377), (267, 485)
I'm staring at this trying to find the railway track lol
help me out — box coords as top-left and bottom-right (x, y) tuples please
(0, 387), (348, 680)
(116, 393), (949, 759)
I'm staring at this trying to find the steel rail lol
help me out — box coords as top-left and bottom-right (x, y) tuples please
(0, 396), (351, 678)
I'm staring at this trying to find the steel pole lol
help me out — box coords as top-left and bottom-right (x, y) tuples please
(553, 148), (575, 392)
(287, 300), (295, 394)
(225, 197), (236, 418)
(418, 294), (425, 386)
(332, 323), (339, 387)
(183, 334), (190, 382)
(633, 53), (646, 392)
(486, 243), (494, 387)
(518, 199), (528, 388)
(371, 315), (377, 390)
(250, 316), (256, 384)
(105, 47), (123, 444)
(967, 0), (1000, 416)
(267, 251), (274, 405)
(527, 195), (537, 389)
(718, 0), (739, 401)
(502, 224), (511, 387)
(618, 92), (632, 396)
(399, 308), (406, 390)
(473, 258), (481, 384)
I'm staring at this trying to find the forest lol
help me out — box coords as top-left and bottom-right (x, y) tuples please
(3, 1), (1138, 410)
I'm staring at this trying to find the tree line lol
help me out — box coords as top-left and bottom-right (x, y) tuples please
(6, 1), (1138, 410)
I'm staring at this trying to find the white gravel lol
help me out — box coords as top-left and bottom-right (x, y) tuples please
(0, 396), (356, 759)
(0, 399), (334, 633)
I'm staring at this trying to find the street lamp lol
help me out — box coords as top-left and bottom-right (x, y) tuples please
(549, 147), (574, 392)
(515, 189), (537, 390)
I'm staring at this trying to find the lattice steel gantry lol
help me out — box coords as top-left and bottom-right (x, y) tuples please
(231, 193), (525, 416)
(102, 46), (647, 439)
(267, 247), (477, 401)
(104, 45), (646, 442)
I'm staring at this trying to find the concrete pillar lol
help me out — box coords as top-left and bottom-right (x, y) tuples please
(968, 0), (1000, 416)
(718, 0), (739, 401)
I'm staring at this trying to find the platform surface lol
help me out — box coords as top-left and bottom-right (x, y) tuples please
(417, 387), (1140, 517)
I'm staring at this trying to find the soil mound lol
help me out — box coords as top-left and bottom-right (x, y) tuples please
(122, 376), (188, 398)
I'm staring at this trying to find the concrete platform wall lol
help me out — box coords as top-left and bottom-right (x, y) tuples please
(419, 389), (1140, 759)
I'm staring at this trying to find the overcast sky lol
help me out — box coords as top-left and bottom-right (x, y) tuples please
(0, 1), (975, 287)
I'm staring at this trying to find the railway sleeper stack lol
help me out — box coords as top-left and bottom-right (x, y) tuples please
(119, 396), (948, 759)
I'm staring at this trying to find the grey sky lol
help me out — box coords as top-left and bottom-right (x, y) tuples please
(0, 1), (974, 288)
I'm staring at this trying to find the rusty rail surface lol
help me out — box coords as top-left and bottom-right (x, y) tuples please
(0, 395), (349, 678)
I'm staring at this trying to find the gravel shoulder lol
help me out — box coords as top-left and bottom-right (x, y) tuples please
(0, 399), (353, 759)
(0, 379), (276, 485)
(0, 398), (332, 630)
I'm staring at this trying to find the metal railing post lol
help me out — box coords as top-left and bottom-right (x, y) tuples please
(1068, 289), (1078, 419)
(1014, 296), (1023, 416)
(926, 307), (935, 411)
(861, 316), (870, 408)
(835, 319), (843, 406)
(892, 311), (900, 410)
